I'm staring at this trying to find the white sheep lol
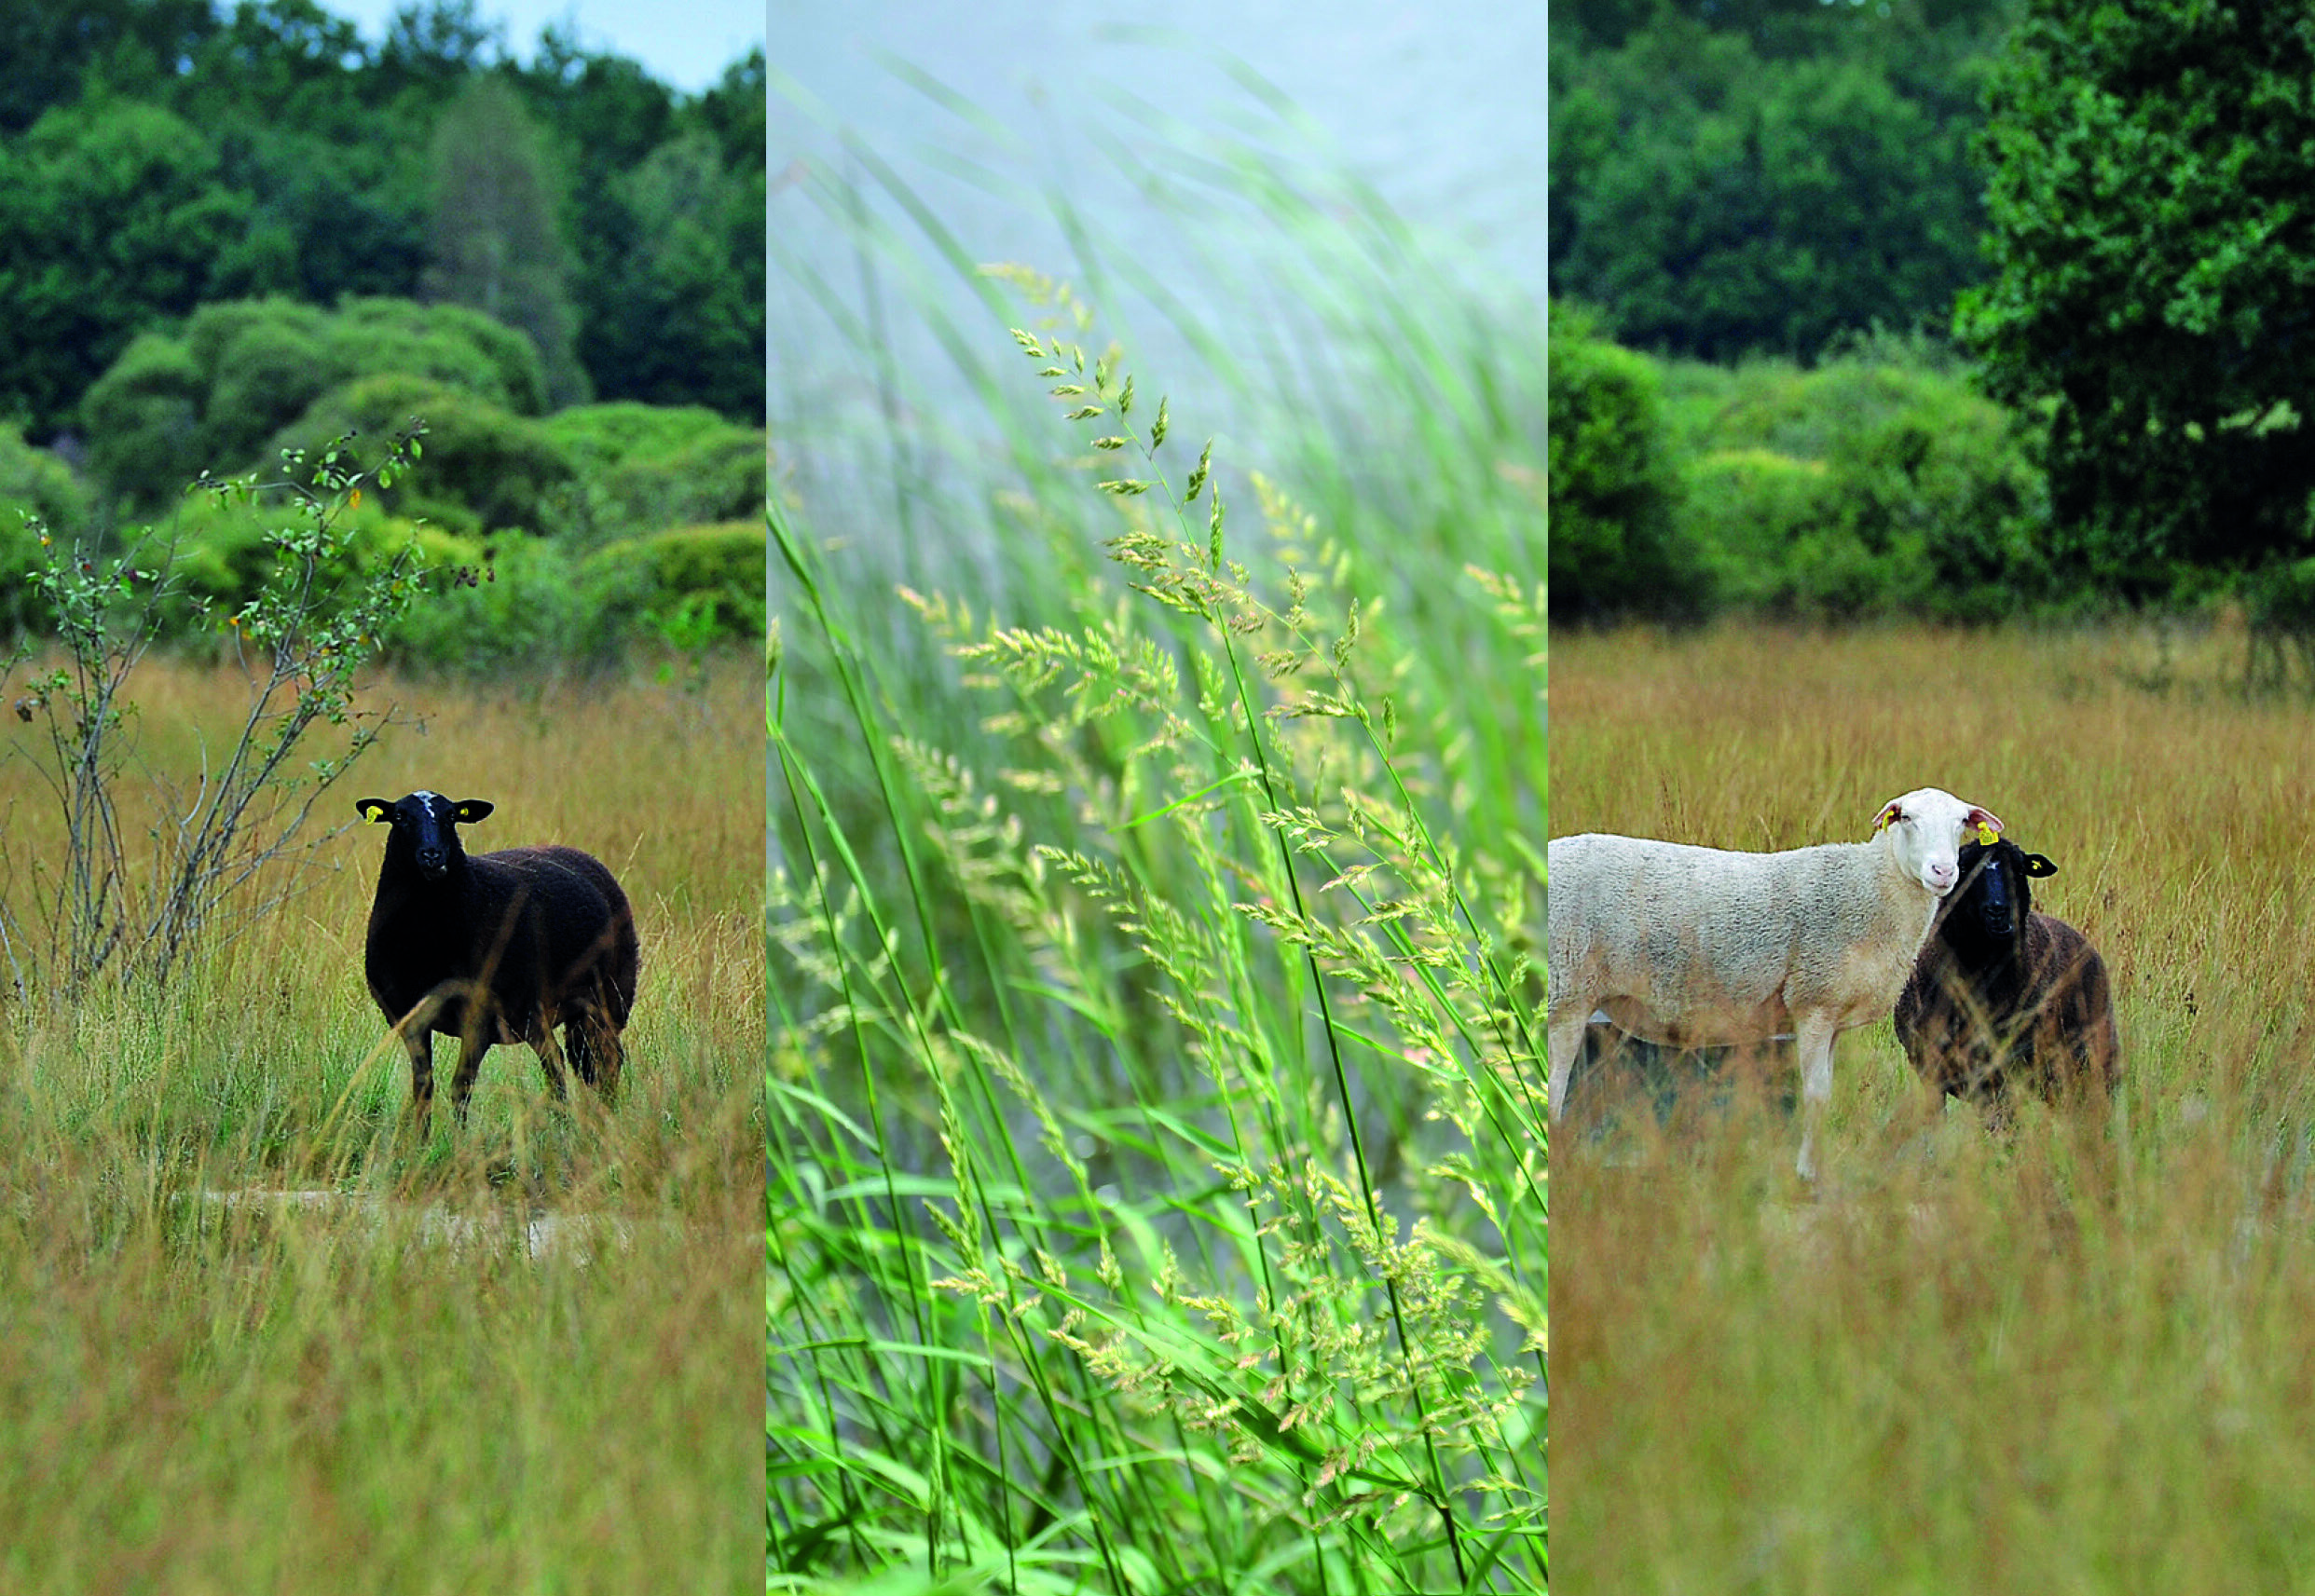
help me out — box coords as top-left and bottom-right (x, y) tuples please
(1547, 786), (2003, 1179)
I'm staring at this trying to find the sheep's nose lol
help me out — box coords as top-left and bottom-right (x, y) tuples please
(1926, 862), (1957, 893)
(416, 846), (446, 873)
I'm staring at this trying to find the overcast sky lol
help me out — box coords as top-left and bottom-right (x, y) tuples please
(320, 0), (761, 93)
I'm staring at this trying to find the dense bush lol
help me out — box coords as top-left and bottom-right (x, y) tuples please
(378, 536), (616, 673)
(1547, 303), (1699, 621)
(1664, 346), (2053, 620)
(82, 296), (550, 508)
(583, 520), (765, 645)
(0, 423), (96, 631)
(153, 491), (474, 635)
(1555, 318), (2062, 622)
(541, 402), (765, 541)
(265, 374), (574, 536)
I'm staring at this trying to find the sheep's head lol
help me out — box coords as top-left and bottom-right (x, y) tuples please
(1945, 837), (2058, 957)
(356, 791), (496, 880)
(1870, 787), (2004, 896)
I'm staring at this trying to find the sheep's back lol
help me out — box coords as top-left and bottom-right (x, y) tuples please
(2023, 911), (2120, 1096)
(467, 847), (637, 1010)
(1549, 834), (1905, 1039)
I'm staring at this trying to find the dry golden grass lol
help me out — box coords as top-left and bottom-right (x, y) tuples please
(0, 652), (761, 1593)
(1555, 621), (2315, 1593)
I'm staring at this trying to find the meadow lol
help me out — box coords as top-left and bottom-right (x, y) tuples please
(1554, 621), (2315, 1592)
(0, 652), (763, 1593)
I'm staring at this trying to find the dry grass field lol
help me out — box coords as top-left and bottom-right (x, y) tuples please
(0, 653), (762, 1593)
(1555, 621), (2315, 1593)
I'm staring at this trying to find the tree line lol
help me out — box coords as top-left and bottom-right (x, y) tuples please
(0, 0), (765, 446)
(1553, 0), (2315, 627)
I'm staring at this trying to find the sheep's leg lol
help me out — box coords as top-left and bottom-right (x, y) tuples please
(576, 1014), (623, 1104)
(564, 1018), (595, 1088)
(448, 1034), (492, 1125)
(1547, 1008), (1588, 1121)
(590, 1023), (623, 1104)
(566, 1012), (623, 1104)
(1794, 1013), (1841, 1182)
(533, 1023), (571, 1103)
(403, 1030), (436, 1130)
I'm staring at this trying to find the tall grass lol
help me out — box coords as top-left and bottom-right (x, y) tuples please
(767, 113), (1545, 1585)
(1554, 621), (2315, 1592)
(0, 655), (763, 1592)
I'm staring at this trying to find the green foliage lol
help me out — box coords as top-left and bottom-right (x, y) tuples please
(1551, 4), (2002, 361)
(265, 373), (573, 536)
(0, 426), (94, 631)
(0, 0), (217, 134)
(157, 490), (473, 634)
(583, 521), (764, 648)
(1547, 303), (1699, 621)
(0, 420), (91, 538)
(424, 76), (590, 409)
(541, 402), (765, 539)
(0, 99), (249, 434)
(82, 296), (550, 509)
(1555, 318), (2062, 622)
(0, 6), (760, 438)
(1958, 0), (2315, 596)
(576, 131), (765, 421)
(1666, 343), (2054, 620)
(378, 536), (607, 673)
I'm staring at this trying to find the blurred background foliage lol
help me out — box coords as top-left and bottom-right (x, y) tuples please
(1550, 0), (2315, 642)
(0, 0), (765, 669)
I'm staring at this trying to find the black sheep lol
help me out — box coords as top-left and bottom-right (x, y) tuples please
(357, 791), (639, 1126)
(1895, 835), (2119, 1122)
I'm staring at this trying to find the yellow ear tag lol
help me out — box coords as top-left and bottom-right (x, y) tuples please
(1976, 822), (1998, 846)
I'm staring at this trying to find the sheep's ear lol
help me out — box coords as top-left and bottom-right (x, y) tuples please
(1872, 800), (1903, 833)
(1966, 805), (2006, 843)
(453, 799), (494, 825)
(2022, 853), (2058, 878)
(356, 798), (393, 825)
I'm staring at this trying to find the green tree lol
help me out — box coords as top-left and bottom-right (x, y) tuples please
(0, 100), (248, 436)
(177, 2), (432, 306)
(1551, 14), (1987, 362)
(377, 0), (501, 94)
(579, 132), (763, 420)
(423, 76), (590, 408)
(1957, 1), (2315, 594)
(0, 0), (217, 134)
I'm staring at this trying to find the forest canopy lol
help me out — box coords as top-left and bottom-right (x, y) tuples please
(0, 0), (765, 442)
(1549, 0), (2315, 631)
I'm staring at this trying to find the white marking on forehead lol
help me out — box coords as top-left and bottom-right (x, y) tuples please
(413, 789), (442, 806)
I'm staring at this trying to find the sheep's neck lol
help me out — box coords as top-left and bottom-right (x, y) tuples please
(377, 853), (473, 912)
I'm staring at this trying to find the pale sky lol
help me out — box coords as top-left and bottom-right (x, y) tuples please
(321, 0), (762, 93)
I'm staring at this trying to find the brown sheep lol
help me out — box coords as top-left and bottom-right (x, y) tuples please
(1895, 835), (2118, 1124)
